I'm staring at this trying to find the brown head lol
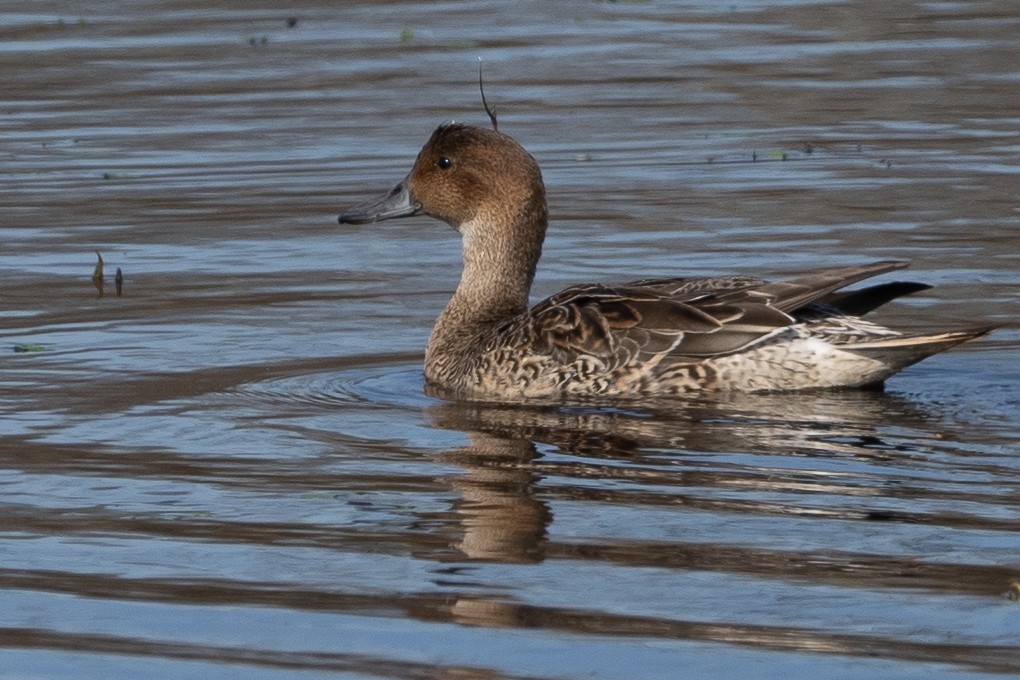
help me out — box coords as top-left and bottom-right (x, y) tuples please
(339, 124), (548, 245)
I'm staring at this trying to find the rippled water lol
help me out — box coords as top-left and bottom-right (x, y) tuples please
(3, 2), (1019, 678)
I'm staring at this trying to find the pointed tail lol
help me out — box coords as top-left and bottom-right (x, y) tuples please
(844, 326), (997, 370)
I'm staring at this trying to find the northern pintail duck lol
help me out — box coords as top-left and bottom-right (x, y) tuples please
(339, 123), (992, 401)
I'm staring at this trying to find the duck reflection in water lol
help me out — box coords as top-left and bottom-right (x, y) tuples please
(427, 386), (943, 568)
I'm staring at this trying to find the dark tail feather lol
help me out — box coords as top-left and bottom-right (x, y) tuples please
(823, 281), (933, 316)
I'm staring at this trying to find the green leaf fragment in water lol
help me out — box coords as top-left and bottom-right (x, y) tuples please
(14, 344), (46, 353)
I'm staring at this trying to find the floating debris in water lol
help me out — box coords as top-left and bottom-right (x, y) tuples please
(92, 251), (104, 297)
(92, 252), (123, 297)
(13, 344), (46, 353)
(1008, 580), (1020, 601)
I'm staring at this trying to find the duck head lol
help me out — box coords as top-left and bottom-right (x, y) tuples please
(338, 123), (547, 241)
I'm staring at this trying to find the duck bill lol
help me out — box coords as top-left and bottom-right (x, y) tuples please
(338, 174), (422, 225)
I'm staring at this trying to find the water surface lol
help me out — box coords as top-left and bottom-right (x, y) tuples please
(2, 2), (1019, 679)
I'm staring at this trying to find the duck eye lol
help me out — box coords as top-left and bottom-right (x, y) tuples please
(437, 156), (452, 170)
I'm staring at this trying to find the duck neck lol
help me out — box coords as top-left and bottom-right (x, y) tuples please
(426, 198), (548, 374)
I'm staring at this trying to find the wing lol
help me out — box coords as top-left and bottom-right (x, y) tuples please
(520, 261), (923, 367)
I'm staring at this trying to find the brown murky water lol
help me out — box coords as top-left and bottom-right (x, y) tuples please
(2, 2), (1019, 678)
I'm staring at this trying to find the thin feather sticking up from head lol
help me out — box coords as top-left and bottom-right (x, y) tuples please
(477, 58), (498, 132)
